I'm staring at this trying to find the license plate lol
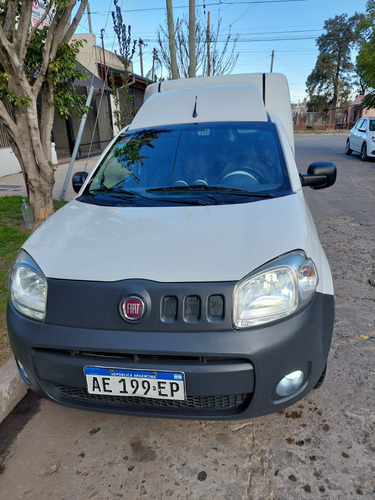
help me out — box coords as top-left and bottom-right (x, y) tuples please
(84, 366), (186, 401)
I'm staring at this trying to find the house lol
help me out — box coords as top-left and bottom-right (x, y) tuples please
(55, 33), (152, 159)
(292, 98), (307, 128)
(346, 95), (375, 129)
(73, 33), (152, 136)
(52, 61), (112, 160)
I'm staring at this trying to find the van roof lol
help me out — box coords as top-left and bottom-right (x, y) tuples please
(134, 73), (294, 152)
(129, 84), (267, 129)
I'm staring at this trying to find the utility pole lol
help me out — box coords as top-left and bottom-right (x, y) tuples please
(166, 0), (178, 79)
(270, 50), (275, 72)
(60, 86), (95, 200)
(152, 48), (160, 81)
(139, 39), (144, 77)
(100, 29), (108, 85)
(189, 0), (196, 77)
(207, 11), (211, 76)
(87, 2), (93, 34)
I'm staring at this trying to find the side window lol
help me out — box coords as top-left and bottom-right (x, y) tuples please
(356, 119), (366, 131)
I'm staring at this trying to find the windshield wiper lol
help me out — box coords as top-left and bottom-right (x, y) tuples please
(88, 188), (209, 206)
(91, 187), (150, 200)
(147, 185), (278, 198)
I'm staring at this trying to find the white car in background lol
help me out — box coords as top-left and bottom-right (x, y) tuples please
(345, 117), (375, 161)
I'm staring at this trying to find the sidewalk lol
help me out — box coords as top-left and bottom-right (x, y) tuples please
(0, 155), (99, 200)
(0, 155), (100, 424)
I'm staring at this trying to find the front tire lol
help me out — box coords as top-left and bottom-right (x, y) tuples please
(313, 364), (327, 390)
(360, 142), (368, 161)
(345, 139), (352, 156)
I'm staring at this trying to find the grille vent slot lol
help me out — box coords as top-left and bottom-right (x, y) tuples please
(208, 295), (224, 319)
(161, 296), (178, 322)
(161, 294), (225, 324)
(184, 295), (201, 322)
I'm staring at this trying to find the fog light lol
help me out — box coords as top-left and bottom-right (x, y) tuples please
(276, 370), (304, 397)
(16, 359), (31, 385)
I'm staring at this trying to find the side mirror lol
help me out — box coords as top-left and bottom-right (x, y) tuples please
(300, 162), (337, 190)
(72, 171), (89, 193)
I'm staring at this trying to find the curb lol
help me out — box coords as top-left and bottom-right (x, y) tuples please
(0, 357), (28, 424)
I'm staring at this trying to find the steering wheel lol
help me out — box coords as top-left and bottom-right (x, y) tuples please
(173, 179), (209, 186)
(220, 165), (265, 184)
(220, 169), (261, 189)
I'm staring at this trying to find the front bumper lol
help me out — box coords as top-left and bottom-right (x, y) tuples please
(7, 289), (334, 420)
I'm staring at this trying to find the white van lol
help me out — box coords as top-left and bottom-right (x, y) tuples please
(7, 74), (336, 419)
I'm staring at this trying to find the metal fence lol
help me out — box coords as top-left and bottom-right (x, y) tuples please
(293, 109), (351, 131)
(53, 87), (113, 159)
(0, 87), (114, 160)
(0, 120), (11, 148)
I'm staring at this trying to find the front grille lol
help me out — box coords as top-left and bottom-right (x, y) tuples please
(44, 381), (251, 411)
(46, 278), (235, 331)
(162, 293), (225, 324)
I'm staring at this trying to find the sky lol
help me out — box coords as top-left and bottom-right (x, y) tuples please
(76, 0), (369, 103)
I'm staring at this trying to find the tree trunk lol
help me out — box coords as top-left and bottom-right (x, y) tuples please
(29, 180), (55, 228)
(13, 100), (55, 230)
(16, 140), (55, 229)
(0, 1), (88, 230)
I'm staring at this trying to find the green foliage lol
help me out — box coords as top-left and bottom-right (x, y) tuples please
(0, 72), (9, 92)
(49, 39), (89, 119)
(306, 13), (362, 111)
(0, 72), (31, 106)
(0, 1), (88, 116)
(356, 1), (375, 108)
(54, 0), (77, 14)
(24, 26), (48, 79)
(111, 0), (136, 129)
(112, 0), (136, 67)
(110, 74), (136, 130)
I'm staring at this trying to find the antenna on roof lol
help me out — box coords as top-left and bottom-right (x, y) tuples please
(193, 96), (198, 118)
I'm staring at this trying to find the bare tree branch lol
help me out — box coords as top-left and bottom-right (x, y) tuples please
(157, 12), (239, 79)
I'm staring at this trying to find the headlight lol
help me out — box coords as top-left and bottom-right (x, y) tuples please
(233, 251), (318, 328)
(7, 249), (47, 321)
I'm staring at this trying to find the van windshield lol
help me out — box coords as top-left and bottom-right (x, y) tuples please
(83, 122), (292, 206)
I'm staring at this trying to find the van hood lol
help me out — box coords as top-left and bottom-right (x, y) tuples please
(23, 194), (319, 283)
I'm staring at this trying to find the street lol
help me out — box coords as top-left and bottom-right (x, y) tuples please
(0, 134), (374, 500)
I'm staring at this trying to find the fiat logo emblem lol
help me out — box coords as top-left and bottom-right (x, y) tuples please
(121, 296), (146, 321)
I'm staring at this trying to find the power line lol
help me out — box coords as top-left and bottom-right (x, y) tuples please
(88, 1), (307, 15)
